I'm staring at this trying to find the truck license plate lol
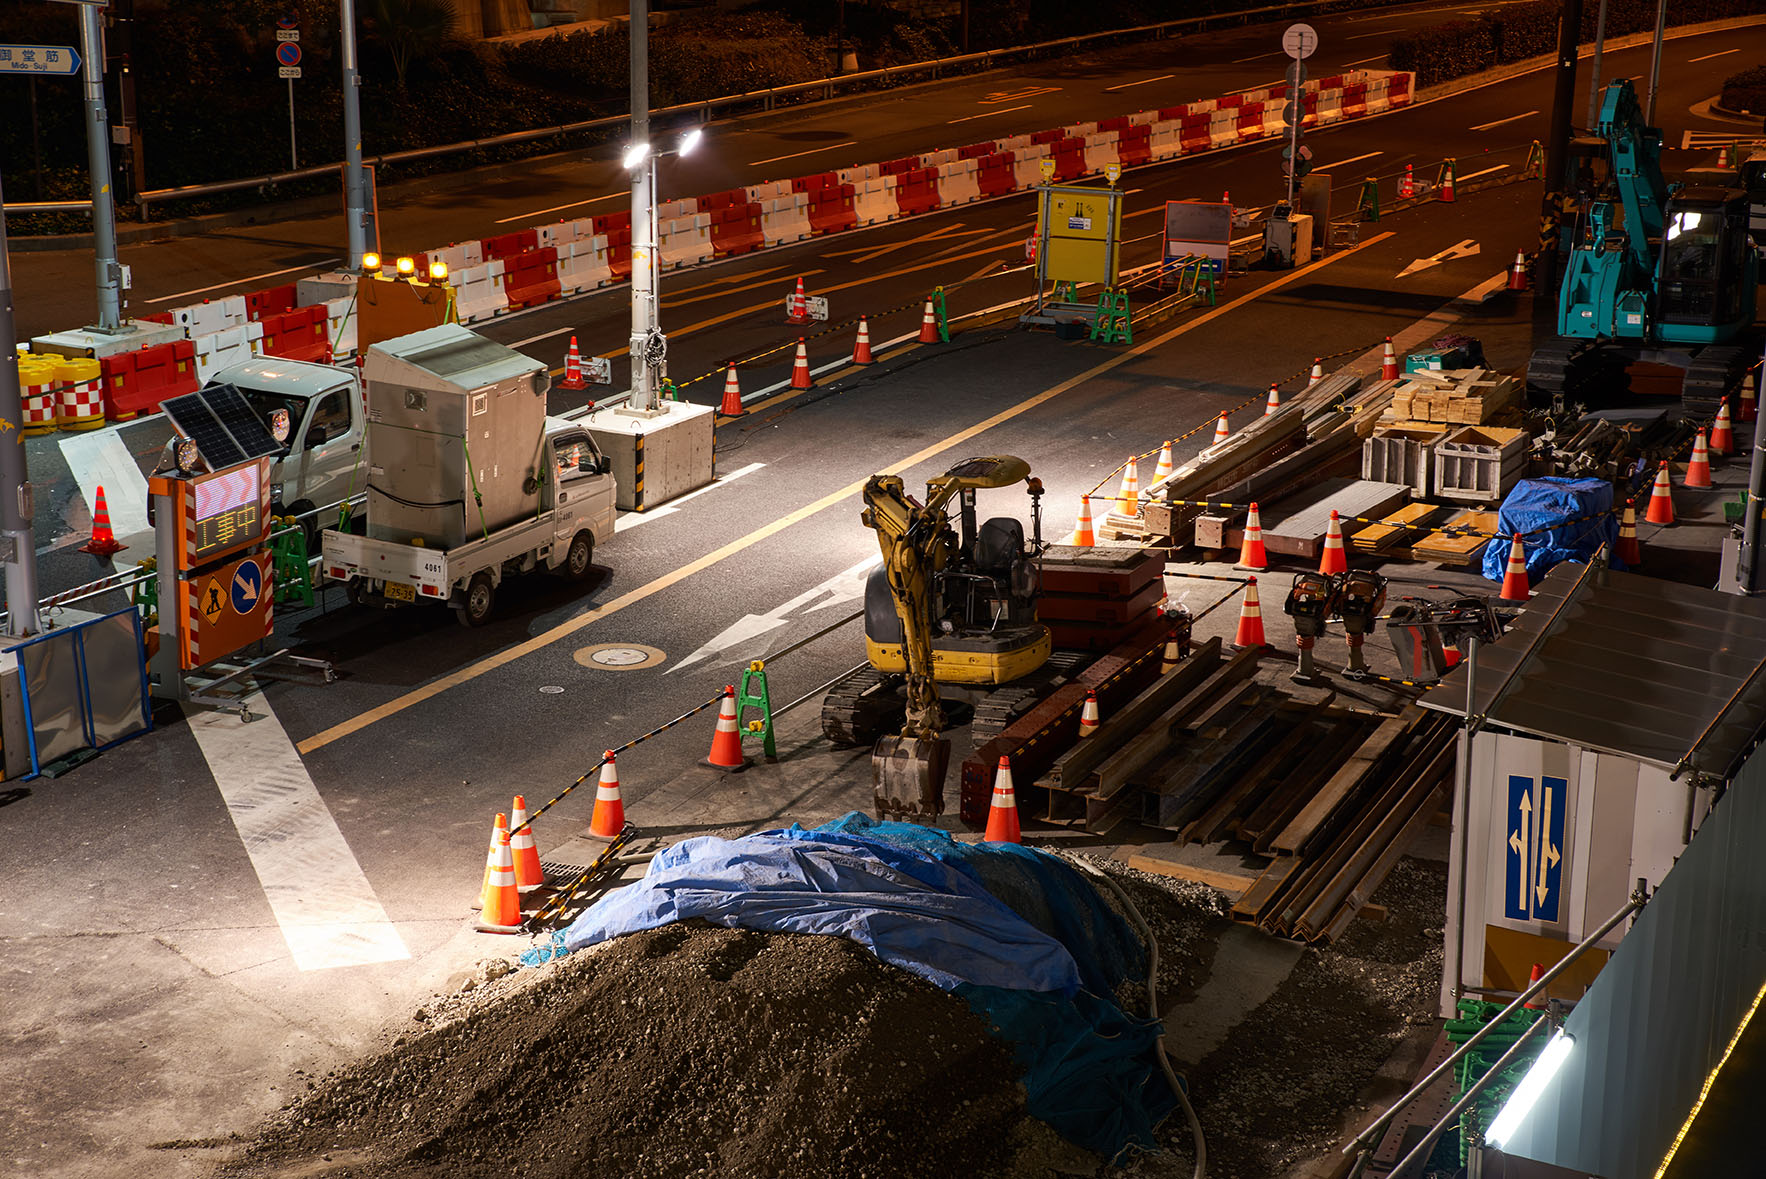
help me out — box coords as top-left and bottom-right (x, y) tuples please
(385, 581), (417, 603)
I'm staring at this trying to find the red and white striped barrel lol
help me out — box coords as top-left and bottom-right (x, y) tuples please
(55, 357), (106, 431)
(18, 356), (60, 436)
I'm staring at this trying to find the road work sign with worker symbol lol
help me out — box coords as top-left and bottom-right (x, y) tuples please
(179, 552), (274, 670)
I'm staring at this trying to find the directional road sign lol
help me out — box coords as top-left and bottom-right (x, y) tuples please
(1282, 23), (1318, 60)
(229, 557), (263, 615)
(0, 45), (82, 76)
(1504, 773), (1566, 923)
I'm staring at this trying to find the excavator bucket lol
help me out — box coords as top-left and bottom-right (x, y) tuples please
(871, 734), (951, 819)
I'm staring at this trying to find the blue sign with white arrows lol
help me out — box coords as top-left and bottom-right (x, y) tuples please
(0, 45), (82, 77)
(1504, 773), (1567, 923)
(230, 558), (263, 616)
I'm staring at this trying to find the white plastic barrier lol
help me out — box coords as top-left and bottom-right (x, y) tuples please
(173, 295), (247, 338)
(1012, 143), (1051, 190)
(837, 162), (880, 186)
(935, 159), (980, 206)
(450, 259), (508, 322)
(538, 219), (588, 250)
(996, 134), (1034, 153)
(424, 240), (483, 276)
(920, 148), (958, 168)
(558, 236), (611, 293)
(1083, 132), (1119, 176)
(1187, 98), (1217, 115)
(192, 323), (262, 382)
(324, 296), (357, 360)
(744, 179), (792, 203)
(656, 198), (697, 220)
(1149, 121), (1183, 162)
(1062, 120), (1098, 139)
(1316, 89), (1342, 125)
(853, 176), (898, 226)
(1128, 110), (1158, 126)
(759, 195), (812, 246)
(659, 213), (715, 268)
(1209, 110), (1238, 147)
(1365, 77), (1391, 114)
(1261, 106), (1286, 137)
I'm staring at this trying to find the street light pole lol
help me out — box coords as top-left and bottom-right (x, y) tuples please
(0, 180), (44, 638)
(340, 0), (368, 271)
(629, 0), (657, 413)
(77, 1), (121, 332)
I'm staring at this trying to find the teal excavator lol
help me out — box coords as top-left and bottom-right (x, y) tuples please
(1528, 79), (1759, 417)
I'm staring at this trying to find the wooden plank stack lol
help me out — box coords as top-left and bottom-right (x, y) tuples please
(1385, 367), (1521, 426)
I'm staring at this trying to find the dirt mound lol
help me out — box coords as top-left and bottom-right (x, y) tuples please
(222, 922), (1053, 1179)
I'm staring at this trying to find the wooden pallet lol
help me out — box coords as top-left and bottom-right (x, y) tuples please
(1406, 508), (1500, 565)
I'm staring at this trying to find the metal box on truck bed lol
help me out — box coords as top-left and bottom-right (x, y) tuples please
(363, 324), (551, 550)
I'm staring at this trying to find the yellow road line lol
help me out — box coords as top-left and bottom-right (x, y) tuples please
(296, 231), (1393, 755)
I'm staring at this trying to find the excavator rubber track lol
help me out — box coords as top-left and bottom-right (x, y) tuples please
(821, 666), (905, 748)
(969, 650), (1090, 743)
(1682, 344), (1751, 419)
(1525, 338), (1587, 412)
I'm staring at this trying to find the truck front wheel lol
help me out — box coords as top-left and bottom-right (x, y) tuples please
(455, 573), (496, 628)
(562, 531), (595, 582)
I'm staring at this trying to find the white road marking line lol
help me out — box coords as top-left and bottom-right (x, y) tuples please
(1690, 48), (1741, 62)
(188, 698), (408, 972)
(980, 86), (1059, 104)
(493, 192), (621, 224)
(1105, 73), (1177, 92)
(748, 141), (858, 167)
(1470, 110), (1539, 131)
(1343, 54), (1390, 66)
(59, 428), (151, 540)
(145, 260), (340, 305)
(512, 326), (573, 348)
(947, 104), (1033, 123)
(1316, 151), (1384, 172)
(614, 462), (766, 533)
(1346, 27), (1406, 40)
(1457, 163), (1510, 182)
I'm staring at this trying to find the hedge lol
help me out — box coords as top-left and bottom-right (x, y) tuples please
(1390, 0), (1766, 89)
(1721, 64), (1766, 114)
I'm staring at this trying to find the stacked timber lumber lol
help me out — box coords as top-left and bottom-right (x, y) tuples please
(1350, 503), (1444, 553)
(1385, 368), (1521, 426)
(1406, 508), (1501, 565)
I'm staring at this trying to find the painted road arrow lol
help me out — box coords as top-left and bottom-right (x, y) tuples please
(1397, 239), (1480, 278)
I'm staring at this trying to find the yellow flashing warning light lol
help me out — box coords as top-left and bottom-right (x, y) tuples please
(396, 256), (416, 277)
(428, 260), (449, 282)
(361, 251), (382, 271)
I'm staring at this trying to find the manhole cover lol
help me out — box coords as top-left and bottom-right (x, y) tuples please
(539, 685), (565, 694)
(573, 642), (666, 671)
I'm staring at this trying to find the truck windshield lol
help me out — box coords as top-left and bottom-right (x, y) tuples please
(235, 386), (311, 435)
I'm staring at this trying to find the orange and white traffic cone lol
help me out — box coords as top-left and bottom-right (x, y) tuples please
(1078, 691), (1100, 739)
(1381, 337), (1400, 380)
(1153, 440), (1175, 483)
(1160, 629), (1184, 674)
(477, 831), (522, 933)
(1498, 533), (1531, 601)
(1309, 358), (1324, 383)
(1116, 458), (1140, 516)
(1438, 158), (1456, 202)
(559, 335), (587, 391)
(1684, 429), (1712, 489)
(790, 338), (814, 390)
(479, 811), (509, 910)
(1507, 249), (1529, 292)
(1213, 413), (1230, 446)
(983, 756), (1022, 844)
(787, 276), (809, 323)
(1264, 383), (1281, 416)
(918, 298), (942, 343)
(1221, 189), (1232, 206)
(1617, 500), (1642, 567)
(1318, 509), (1348, 575)
(851, 315), (875, 364)
(719, 362), (746, 416)
(1742, 376), (1758, 423)
(1238, 502), (1269, 570)
(1711, 401), (1735, 455)
(589, 750), (626, 839)
(1523, 962), (1547, 1010)
(509, 795), (544, 891)
(1073, 495), (1096, 546)
(79, 485), (126, 557)
(1234, 577), (1266, 647)
(1644, 461), (1675, 525)
(1398, 163), (1415, 199)
(706, 685), (749, 771)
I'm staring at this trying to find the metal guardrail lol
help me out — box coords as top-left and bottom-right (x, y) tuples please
(4, 0), (1405, 219)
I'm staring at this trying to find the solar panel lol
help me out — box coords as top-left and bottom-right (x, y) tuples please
(160, 383), (283, 472)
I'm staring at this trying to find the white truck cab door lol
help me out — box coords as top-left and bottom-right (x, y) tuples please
(284, 388), (360, 510)
(549, 432), (614, 541)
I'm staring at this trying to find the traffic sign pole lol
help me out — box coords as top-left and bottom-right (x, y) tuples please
(77, 7), (121, 332)
(276, 37), (303, 169)
(0, 176), (45, 637)
(288, 76), (298, 169)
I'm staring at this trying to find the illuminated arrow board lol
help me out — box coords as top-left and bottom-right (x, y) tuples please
(1504, 773), (1566, 923)
(0, 44), (82, 76)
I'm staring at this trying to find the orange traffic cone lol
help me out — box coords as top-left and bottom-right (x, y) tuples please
(1213, 413), (1230, 446)
(1116, 458), (1140, 516)
(560, 335), (587, 391)
(1617, 500), (1641, 567)
(1264, 383), (1281, 416)
(918, 298), (942, 343)
(1523, 962), (1547, 1010)
(1153, 440), (1175, 483)
(509, 795), (544, 891)
(477, 831), (522, 933)
(479, 811), (509, 910)
(589, 750), (626, 838)
(852, 315), (875, 364)
(983, 756), (1022, 844)
(1078, 691), (1100, 738)
(790, 338), (814, 390)
(1238, 502), (1269, 570)
(1644, 461), (1675, 525)
(1309, 357), (1324, 383)
(1742, 376), (1758, 423)
(1319, 509), (1348, 575)
(1438, 158), (1456, 202)
(1498, 533), (1531, 601)
(1381, 337), (1400, 380)
(1507, 249), (1529, 292)
(1221, 189), (1232, 206)
(1073, 495), (1096, 546)
(706, 685), (749, 771)
(1684, 429), (1712, 489)
(80, 485), (126, 557)
(787, 276), (809, 323)
(1160, 629), (1184, 674)
(1398, 163), (1415, 199)
(719, 362), (746, 416)
(1234, 577), (1266, 647)
(1711, 401), (1735, 455)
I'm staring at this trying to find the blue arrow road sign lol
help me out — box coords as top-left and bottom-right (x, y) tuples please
(1504, 773), (1567, 923)
(276, 41), (302, 67)
(230, 558), (263, 615)
(0, 45), (82, 77)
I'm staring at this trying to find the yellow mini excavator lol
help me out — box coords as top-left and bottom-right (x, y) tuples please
(820, 456), (1052, 818)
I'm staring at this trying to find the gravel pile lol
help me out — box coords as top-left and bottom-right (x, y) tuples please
(220, 922), (1088, 1179)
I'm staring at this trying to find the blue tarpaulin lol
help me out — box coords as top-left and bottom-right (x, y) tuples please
(558, 814), (1175, 1160)
(1480, 477), (1621, 584)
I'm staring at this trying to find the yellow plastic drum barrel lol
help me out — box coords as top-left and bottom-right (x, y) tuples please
(18, 357), (59, 436)
(54, 357), (106, 431)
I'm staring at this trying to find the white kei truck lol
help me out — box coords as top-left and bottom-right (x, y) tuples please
(319, 324), (616, 627)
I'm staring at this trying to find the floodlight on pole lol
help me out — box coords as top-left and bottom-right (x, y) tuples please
(623, 143), (651, 171)
(677, 128), (704, 157)
(1486, 1030), (1575, 1147)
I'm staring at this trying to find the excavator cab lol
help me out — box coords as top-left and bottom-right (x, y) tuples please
(1656, 189), (1757, 341)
